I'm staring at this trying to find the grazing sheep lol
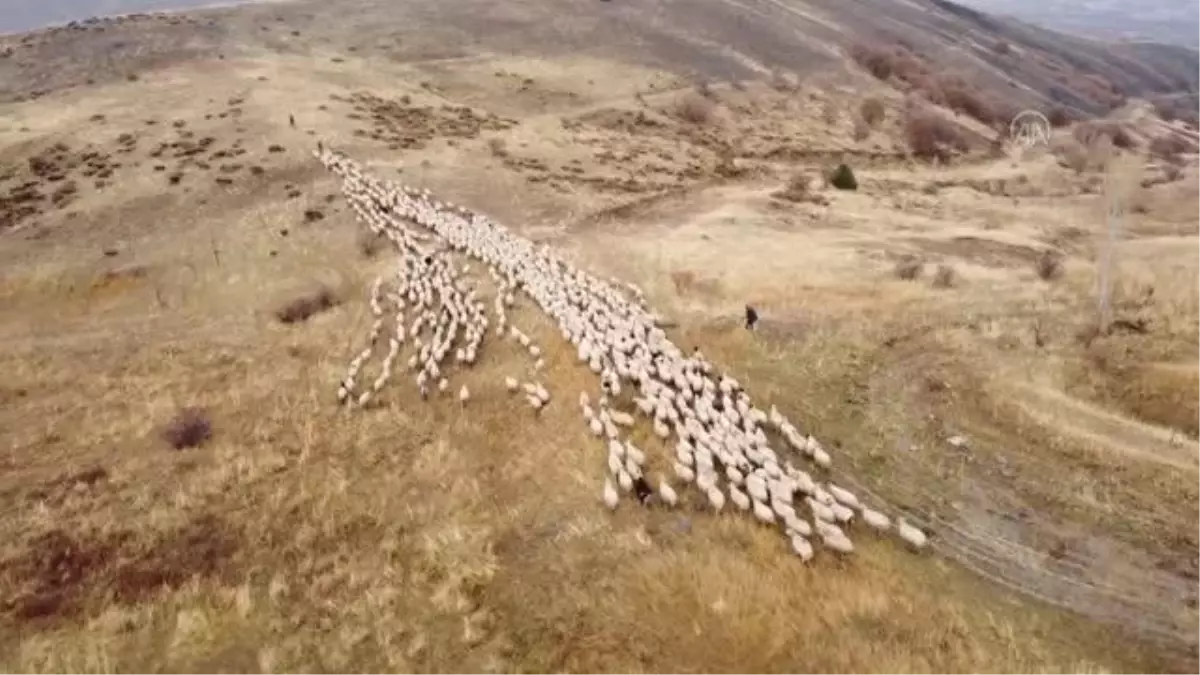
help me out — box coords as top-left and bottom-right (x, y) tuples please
(603, 477), (620, 510)
(658, 478), (678, 507)
(897, 518), (929, 550)
(317, 147), (917, 569)
(790, 534), (814, 561)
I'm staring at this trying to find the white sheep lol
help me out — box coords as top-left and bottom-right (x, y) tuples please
(897, 518), (928, 550)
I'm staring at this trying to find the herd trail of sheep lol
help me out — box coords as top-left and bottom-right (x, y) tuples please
(317, 145), (928, 562)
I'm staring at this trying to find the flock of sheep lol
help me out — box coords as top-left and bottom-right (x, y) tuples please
(317, 145), (929, 561)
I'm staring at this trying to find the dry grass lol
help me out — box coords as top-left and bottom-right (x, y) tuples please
(772, 173), (827, 205)
(0, 4), (1197, 673)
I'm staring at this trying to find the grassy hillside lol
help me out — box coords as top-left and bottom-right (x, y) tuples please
(0, 0), (1197, 671)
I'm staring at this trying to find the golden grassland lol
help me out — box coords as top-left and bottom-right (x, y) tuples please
(0, 35), (1197, 674)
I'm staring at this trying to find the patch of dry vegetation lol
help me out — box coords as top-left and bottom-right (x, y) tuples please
(161, 407), (214, 450)
(274, 285), (339, 324)
(851, 43), (1003, 126)
(860, 97), (886, 128)
(904, 110), (968, 161)
(675, 91), (716, 125)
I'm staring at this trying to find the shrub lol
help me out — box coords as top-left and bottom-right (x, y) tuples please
(1053, 138), (1089, 173)
(894, 255), (924, 280)
(1149, 135), (1189, 163)
(829, 163), (858, 191)
(162, 407), (212, 450)
(275, 285), (339, 324)
(675, 93), (715, 124)
(932, 263), (957, 289)
(851, 44), (895, 80)
(770, 70), (797, 92)
(940, 80), (995, 124)
(487, 137), (508, 157)
(860, 98), (886, 127)
(1075, 121), (1134, 150)
(1047, 107), (1071, 127)
(904, 112), (967, 161)
(1035, 250), (1064, 281)
(1109, 125), (1135, 150)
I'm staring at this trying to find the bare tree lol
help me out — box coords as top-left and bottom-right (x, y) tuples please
(1096, 149), (1136, 333)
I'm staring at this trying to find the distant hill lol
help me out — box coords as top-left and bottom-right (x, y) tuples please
(0, 0), (1196, 121)
(960, 0), (1200, 49)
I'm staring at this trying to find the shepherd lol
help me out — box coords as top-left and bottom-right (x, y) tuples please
(745, 304), (759, 331)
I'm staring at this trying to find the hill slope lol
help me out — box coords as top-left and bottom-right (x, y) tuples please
(0, 0), (1197, 672)
(1, 0), (1196, 116)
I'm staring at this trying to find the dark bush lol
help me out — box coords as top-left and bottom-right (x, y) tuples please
(1035, 250), (1064, 281)
(829, 164), (858, 191)
(162, 407), (212, 450)
(274, 285), (339, 324)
